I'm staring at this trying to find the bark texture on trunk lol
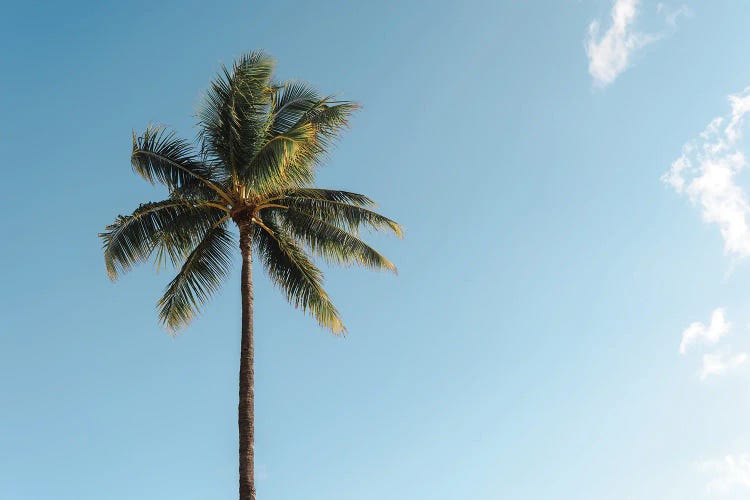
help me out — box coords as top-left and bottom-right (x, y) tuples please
(238, 226), (255, 500)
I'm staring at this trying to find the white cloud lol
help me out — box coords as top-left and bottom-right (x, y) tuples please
(585, 0), (659, 87)
(700, 352), (747, 380)
(680, 308), (731, 355)
(700, 454), (750, 494)
(663, 88), (750, 258)
(585, 1), (688, 87)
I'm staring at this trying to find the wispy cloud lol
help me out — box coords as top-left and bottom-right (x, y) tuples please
(657, 3), (692, 27)
(586, 0), (655, 87)
(700, 351), (747, 380)
(680, 308), (731, 355)
(586, 0), (688, 87)
(663, 88), (750, 258)
(699, 454), (750, 494)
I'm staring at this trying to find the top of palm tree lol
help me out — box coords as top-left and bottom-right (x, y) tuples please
(101, 51), (402, 334)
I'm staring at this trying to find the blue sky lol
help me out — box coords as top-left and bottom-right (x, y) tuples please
(4, 0), (750, 498)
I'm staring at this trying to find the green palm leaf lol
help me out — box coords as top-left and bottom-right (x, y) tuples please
(157, 224), (234, 332)
(197, 51), (275, 179)
(101, 201), (225, 280)
(132, 126), (230, 203)
(269, 81), (324, 136)
(243, 122), (316, 191)
(276, 208), (397, 272)
(253, 218), (344, 333)
(282, 196), (403, 236)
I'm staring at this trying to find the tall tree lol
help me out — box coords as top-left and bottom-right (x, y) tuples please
(101, 52), (401, 499)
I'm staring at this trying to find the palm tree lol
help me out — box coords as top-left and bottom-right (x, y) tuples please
(100, 52), (401, 500)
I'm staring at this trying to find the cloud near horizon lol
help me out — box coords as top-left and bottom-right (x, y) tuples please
(586, 0), (688, 87)
(700, 351), (747, 380)
(663, 88), (750, 259)
(700, 454), (750, 494)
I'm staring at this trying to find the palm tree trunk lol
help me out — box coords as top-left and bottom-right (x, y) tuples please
(238, 226), (255, 500)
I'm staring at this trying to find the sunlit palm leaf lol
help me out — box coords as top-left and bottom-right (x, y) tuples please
(253, 217), (345, 333)
(244, 122), (318, 192)
(197, 51), (275, 179)
(269, 81), (323, 136)
(282, 196), (403, 236)
(276, 208), (397, 272)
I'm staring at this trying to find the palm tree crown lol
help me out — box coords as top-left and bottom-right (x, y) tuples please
(101, 51), (402, 333)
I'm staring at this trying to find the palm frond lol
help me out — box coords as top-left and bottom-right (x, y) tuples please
(253, 217), (345, 333)
(269, 81), (323, 136)
(157, 224), (235, 332)
(306, 100), (359, 143)
(101, 200), (225, 280)
(280, 196), (403, 237)
(275, 208), (397, 273)
(168, 177), (227, 203)
(239, 88), (358, 195)
(132, 126), (230, 202)
(197, 51), (275, 179)
(244, 122), (318, 193)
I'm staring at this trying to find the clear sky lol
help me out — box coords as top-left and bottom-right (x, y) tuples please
(3, 1), (750, 498)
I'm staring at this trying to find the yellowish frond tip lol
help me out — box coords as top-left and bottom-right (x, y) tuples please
(330, 319), (347, 335)
(391, 222), (405, 239)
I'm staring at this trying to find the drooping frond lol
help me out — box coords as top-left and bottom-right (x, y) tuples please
(197, 51), (275, 179)
(132, 126), (230, 203)
(281, 196), (403, 237)
(157, 224), (234, 332)
(272, 208), (397, 273)
(101, 200), (226, 280)
(253, 217), (345, 333)
(151, 205), (229, 270)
